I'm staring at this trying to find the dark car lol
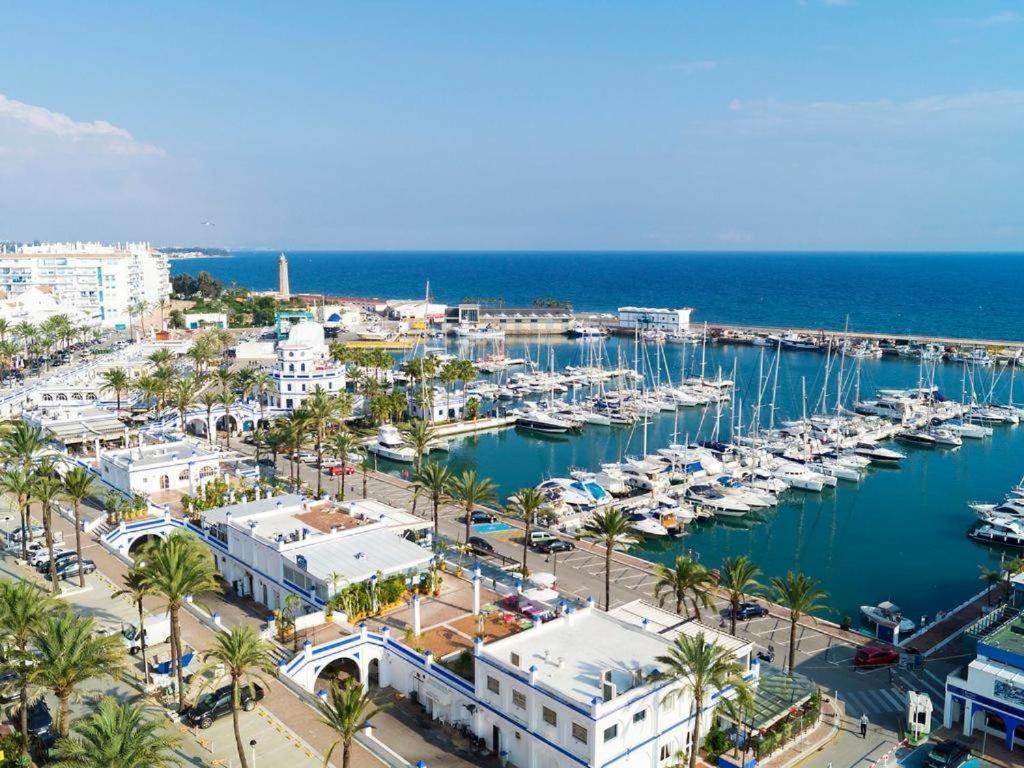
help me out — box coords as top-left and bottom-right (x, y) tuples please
(186, 683), (265, 729)
(924, 741), (973, 768)
(732, 602), (769, 620)
(537, 539), (575, 554)
(8, 700), (53, 740)
(854, 645), (900, 668)
(56, 559), (96, 579)
(467, 536), (495, 555)
(0, 671), (18, 704)
(36, 551), (78, 572)
(465, 510), (495, 524)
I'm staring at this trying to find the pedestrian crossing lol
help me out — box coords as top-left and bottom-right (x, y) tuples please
(839, 679), (944, 719)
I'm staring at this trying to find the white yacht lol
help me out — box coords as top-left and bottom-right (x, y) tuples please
(569, 467), (631, 497)
(685, 484), (750, 516)
(853, 442), (906, 464)
(769, 460), (829, 492)
(713, 476), (776, 507)
(513, 405), (575, 434)
(970, 517), (1024, 548)
(366, 425), (417, 463)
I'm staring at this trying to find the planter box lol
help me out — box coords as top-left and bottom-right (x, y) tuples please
(718, 753), (757, 768)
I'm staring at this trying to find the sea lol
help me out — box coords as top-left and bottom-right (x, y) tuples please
(171, 251), (1024, 340)
(176, 251), (1024, 629)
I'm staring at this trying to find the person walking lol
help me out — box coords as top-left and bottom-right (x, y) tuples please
(860, 713), (869, 738)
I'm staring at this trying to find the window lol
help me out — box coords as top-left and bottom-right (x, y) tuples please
(542, 707), (556, 727)
(510, 652), (520, 668)
(572, 723), (588, 744)
(511, 690), (526, 710)
(660, 744), (672, 761)
(486, 676), (500, 694)
(633, 709), (647, 724)
(603, 724), (618, 742)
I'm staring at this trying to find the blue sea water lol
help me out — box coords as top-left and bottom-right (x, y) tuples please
(172, 251), (1024, 341)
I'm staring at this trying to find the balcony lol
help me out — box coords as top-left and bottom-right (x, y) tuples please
(967, 606), (1024, 669)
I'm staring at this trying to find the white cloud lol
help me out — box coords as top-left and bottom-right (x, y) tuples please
(709, 89), (1024, 138)
(0, 93), (161, 156)
(671, 60), (718, 75)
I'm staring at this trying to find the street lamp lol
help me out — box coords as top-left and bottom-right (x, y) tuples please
(249, 738), (257, 767)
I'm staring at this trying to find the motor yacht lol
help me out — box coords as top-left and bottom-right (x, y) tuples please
(970, 517), (1024, 548)
(569, 467), (631, 496)
(713, 476), (777, 507)
(366, 425), (417, 463)
(685, 484), (751, 516)
(853, 442), (905, 464)
(768, 461), (827, 492)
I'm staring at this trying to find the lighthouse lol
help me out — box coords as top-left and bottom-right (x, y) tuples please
(278, 253), (290, 300)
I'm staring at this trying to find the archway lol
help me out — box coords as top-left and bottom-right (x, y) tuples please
(128, 533), (163, 556)
(185, 417), (208, 438)
(215, 414), (239, 435)
(368, 658), (380, 687)
(316, 656), (361, 692)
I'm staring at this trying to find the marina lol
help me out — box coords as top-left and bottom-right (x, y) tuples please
(370, 334), (1024, 630)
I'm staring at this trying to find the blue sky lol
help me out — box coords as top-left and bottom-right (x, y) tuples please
(1, 1), (1022, 250)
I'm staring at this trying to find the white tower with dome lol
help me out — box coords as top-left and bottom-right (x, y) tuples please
(270, 320), (346, 411)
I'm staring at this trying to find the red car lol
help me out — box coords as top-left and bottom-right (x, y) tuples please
(325, 464), (355, 477)
(854, 645), (899, 668)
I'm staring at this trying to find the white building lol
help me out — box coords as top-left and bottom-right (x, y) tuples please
(99, 439), (222, 496)
(944, 574), (1024, 756)
(618, 307), (693, 334)
(0, 285), (95, 329)
(270, 321), (346, 411)
(0, 242), (171, 331)
(474, 601), (755, 768)
(194, 494), (431, 610)
(183, 312), (228, 330)
(408, 385), (465, 422)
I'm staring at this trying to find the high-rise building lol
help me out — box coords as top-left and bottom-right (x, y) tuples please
(278, 252), (290, 300)
(0, 241), (170, 330)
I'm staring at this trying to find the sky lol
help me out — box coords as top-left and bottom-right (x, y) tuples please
(1, 1), (1022, 251)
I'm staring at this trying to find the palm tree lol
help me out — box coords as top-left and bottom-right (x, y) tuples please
(170, 376), (200, 431)
(250, 370), (273, 429)
(139, 532), (221, 711)
(654, 555), (715, 621)
(305, 388), (344, 496)
(33, 473), (66, 593)
(280, 411), (309, 487)
(317, 678), (388, 768)
(0, 580), (55, 749)
(582, 508), (638, 611)
(404, 419), (435, 475)
(770, 571), (829, 674)
(32, 611), (126, 737)
(199, 626), (276, 768)
(218, 390), (237, 448)
(0, 467), (36, 560)
(414, 462), (452, 538)
(721, 555), (762, 636)
(980, 565), (1002, 605)
(507, 488), (546, 579)
(213, 367), (236, 394)
(48, 696), (181, 768)
(113, 567), (156, 685)
(197, 389), (221, 444)
(62, 467), (96, 588)
(330, 430), (362, 502)
(101, 367), (131, 411)
(448, 469), (498, 544)
(654, 631), (753, 768)
(2, 420), (47, 468)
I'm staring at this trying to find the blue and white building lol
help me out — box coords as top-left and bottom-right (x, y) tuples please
(944, 573), (1024, 755)
(270, 321), (347, 411)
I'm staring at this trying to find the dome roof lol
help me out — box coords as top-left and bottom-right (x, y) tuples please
(282, 320), (325, 347)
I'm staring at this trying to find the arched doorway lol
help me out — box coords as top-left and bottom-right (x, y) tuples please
(128, 533), (163, 557)
(316, 656), (361, 693)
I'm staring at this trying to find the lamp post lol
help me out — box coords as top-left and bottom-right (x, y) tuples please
(249, 738), (257, 767)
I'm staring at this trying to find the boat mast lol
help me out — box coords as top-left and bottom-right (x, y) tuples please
(769, 339), (781, 432)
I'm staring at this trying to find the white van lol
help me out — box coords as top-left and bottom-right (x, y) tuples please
(121, 613), (172, 654)
(527, 530), (558, 548)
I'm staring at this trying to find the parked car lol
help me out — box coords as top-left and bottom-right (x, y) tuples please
(56, 559), (96, 579)
(527, 530), (558, 548)
(30, 547), (73, 568)
(924, 740), (973, 768)
(8, 700), (53, 741)
(465, 510), (495, 524)
(0, 671), (19, 704)
(185, 682), (265, 729)
(536, 539), (575, 554)
(467, 536), (495, 555)
(853, 645), (900, 668)
(731, 602), (769, 620)
(326, 464), (355, 477)
(36, 550), (78, 573)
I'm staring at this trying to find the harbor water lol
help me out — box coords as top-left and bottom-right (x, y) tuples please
(382, 337), (1024, 628)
